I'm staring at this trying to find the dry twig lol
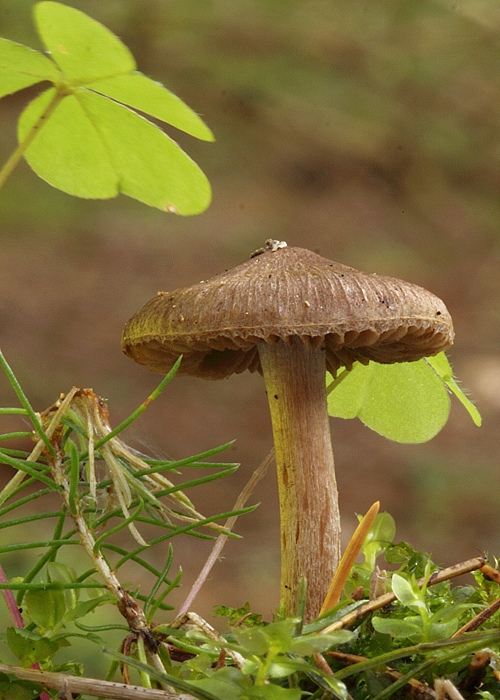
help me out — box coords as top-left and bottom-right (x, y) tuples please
(0, 663), (197, 700)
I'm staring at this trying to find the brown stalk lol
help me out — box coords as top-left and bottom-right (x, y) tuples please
(259, 338), (341, 619)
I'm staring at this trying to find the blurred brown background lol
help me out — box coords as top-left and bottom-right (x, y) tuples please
(1, 0), (500, 622)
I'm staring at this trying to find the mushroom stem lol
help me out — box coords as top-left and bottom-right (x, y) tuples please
(258, 338), (341, 620)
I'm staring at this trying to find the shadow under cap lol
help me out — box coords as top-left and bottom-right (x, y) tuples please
(121, 245), (454, 380)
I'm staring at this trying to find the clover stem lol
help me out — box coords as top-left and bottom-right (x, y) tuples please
(258, 338), (341, 620)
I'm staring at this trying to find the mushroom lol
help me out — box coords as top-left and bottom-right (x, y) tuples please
(121, 240), (454, 620)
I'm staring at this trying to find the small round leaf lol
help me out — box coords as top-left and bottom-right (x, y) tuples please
(327, 359), (451, 443)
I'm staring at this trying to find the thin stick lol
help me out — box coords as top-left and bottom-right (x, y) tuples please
(176, 449), (273, 618)
(480, 563), (500, 585)
(451, 564), (500, 635)
(434, 678), (465, 700)
(453, 598), (500, 636)
(320, 556), (486, 634)
(0, 565), (24, 627)
(0, 662), (196, 700)
(49, 439), (173, 689)
(172, 611), (245, 668)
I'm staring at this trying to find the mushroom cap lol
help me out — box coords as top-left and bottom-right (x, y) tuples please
(122, 245), (454, 379)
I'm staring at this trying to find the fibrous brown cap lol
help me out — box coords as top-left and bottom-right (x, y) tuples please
(122, 245), (454, 379)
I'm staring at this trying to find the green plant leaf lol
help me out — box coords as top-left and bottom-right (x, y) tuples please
(0, 38), (61, 98)
(327, 358), (451, 443)
(0, 678), (40, 700)
(35, 1), (135, 82)
(425, 353), (482, 426)
(25, 587), (67, 630)
(232, 626), (273, 656)
(78, 85), (212, 213)
(65, 595), (111, 623)
(371, 616), (422, 640)
(1, 2), (212, 212)
(90, 72), (214, 141)
(6, 627), (60, 665)
(18, 88), (117, 198)
(188, 667), (250, 700)
(362, 511), (396, 570)
(290, 630), (355, 655)
(428, 619), (459, 641)
(19, 87), (211, 213)
(391, 574), (426, 613)
(232, 619), (298, 658)
(364, 511), (396, 550)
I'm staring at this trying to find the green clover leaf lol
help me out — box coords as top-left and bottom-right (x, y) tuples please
(0, 1), (213, 213)
(327, 352), (481, 443)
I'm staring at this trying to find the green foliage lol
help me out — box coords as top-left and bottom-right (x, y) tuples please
(111, 511), (500, 700)
(0, 675), (40, 700)
(213, 602), (263, 627)
(0, 350), (498, 697)
(372, 568), (466, 643)
(0, 1), (213, 213)
(128, 618), (353, 700)
(6, 627), (65, 666)
(0, 351), (252, 689)
(327, 352), (481, 443)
